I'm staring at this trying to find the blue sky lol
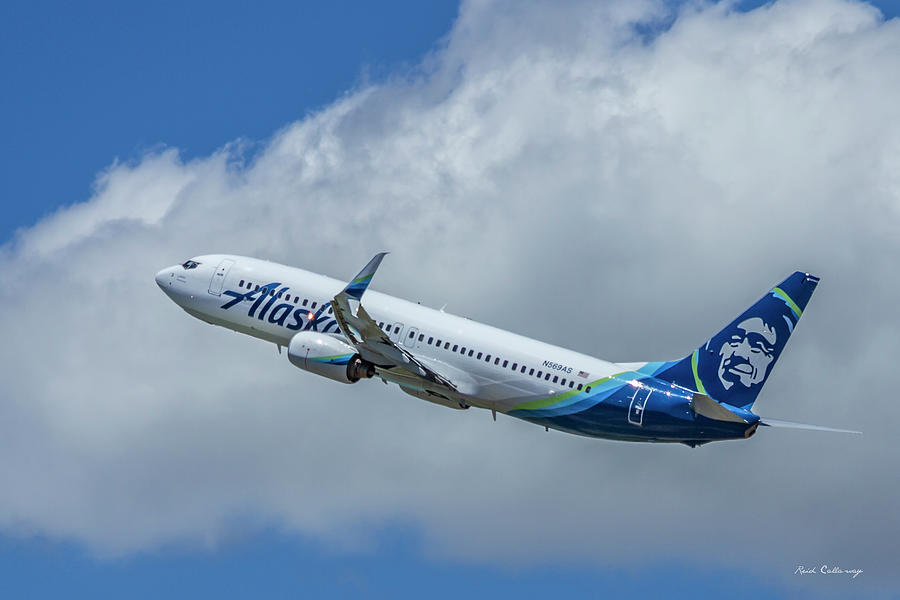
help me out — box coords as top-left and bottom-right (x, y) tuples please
(0, 0), (458, 242)
(1, 1), (896, 598)
(0, 531), (798, 599)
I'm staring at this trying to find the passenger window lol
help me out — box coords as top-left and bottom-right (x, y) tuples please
(255, 285), (260, 291)
(494, 357), (500, 365)
(529, 368), (535, 376)
(393, 325), (399, 334)
(311, 302), (317, 309)
(502, 360), (508, 368)
(537, 371), (543, 378)
(552, 376), (559, 383)
(418, 334), (424, 342)
(452, 344), (458, 352)
(586, 386), (592, 393)
(476, 352), (482, 359)
(545, 373), (551, 381)
(285, 294), (291, 302)
(511, 363), (517, 370)
(302, 299), (308, 306)
(520, 365), (526, 373)
(568, 381), (574, 388)
(435, 339), (442, 347)
(328, 306), (333, 314)
(239, 279), (245, 287)
(409, 331), (414, 339)
(444, 342), (450, 349)
(468, 350), (474, 357)
(485, 354), (491, 362)
(560, 378), (566, 386)
(293, 297), (298, 304)
(270, 289), (276, 296)
(460, 347), (466, 354)
(577, 384), (583, 391)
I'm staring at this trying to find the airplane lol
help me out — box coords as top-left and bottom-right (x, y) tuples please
(155, 253), (859, 446)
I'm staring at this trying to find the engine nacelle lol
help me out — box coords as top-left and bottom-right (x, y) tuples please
(287, 332), (375, 384)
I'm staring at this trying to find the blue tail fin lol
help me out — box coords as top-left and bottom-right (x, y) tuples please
(653, 272), (819, 411)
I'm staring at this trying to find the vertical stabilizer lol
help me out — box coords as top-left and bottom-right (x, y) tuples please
(653, 272), (819, 410)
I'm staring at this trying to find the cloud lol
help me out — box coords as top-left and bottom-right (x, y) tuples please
(0, 0), (897, 593)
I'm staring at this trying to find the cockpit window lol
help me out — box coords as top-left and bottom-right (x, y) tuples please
(181, 260), (200, 270)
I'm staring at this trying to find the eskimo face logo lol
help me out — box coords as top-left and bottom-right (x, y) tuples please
(717, 317), (776, 390)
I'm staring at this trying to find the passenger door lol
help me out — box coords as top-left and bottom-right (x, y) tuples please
(208, 259), (234, 296)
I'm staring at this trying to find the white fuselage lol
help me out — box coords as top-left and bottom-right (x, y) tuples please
(156, 254), (622, 414)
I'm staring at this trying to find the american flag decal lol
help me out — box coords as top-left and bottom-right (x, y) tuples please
(577, 371), (589, 378)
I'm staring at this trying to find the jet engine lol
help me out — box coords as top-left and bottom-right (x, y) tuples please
(287, 331), (375, 384)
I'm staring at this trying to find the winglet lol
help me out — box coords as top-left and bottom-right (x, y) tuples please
(343, 252), (388, 300)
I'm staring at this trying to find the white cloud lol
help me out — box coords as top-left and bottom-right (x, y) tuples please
(1, 0), (897, 593)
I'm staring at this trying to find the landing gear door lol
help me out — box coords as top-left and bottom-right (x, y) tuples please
(208, 259), (235, 296)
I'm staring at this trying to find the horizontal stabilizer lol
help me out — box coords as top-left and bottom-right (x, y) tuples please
(691, 393), (748, 423)
(760, 417), (861, 435)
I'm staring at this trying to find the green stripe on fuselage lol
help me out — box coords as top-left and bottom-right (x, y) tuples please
(511, 373), (621, 412)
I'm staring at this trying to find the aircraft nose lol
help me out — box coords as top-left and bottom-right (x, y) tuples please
(155, 266), (173, 289)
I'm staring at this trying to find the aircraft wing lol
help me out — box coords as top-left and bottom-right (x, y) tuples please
(331, 253), (472, 397)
